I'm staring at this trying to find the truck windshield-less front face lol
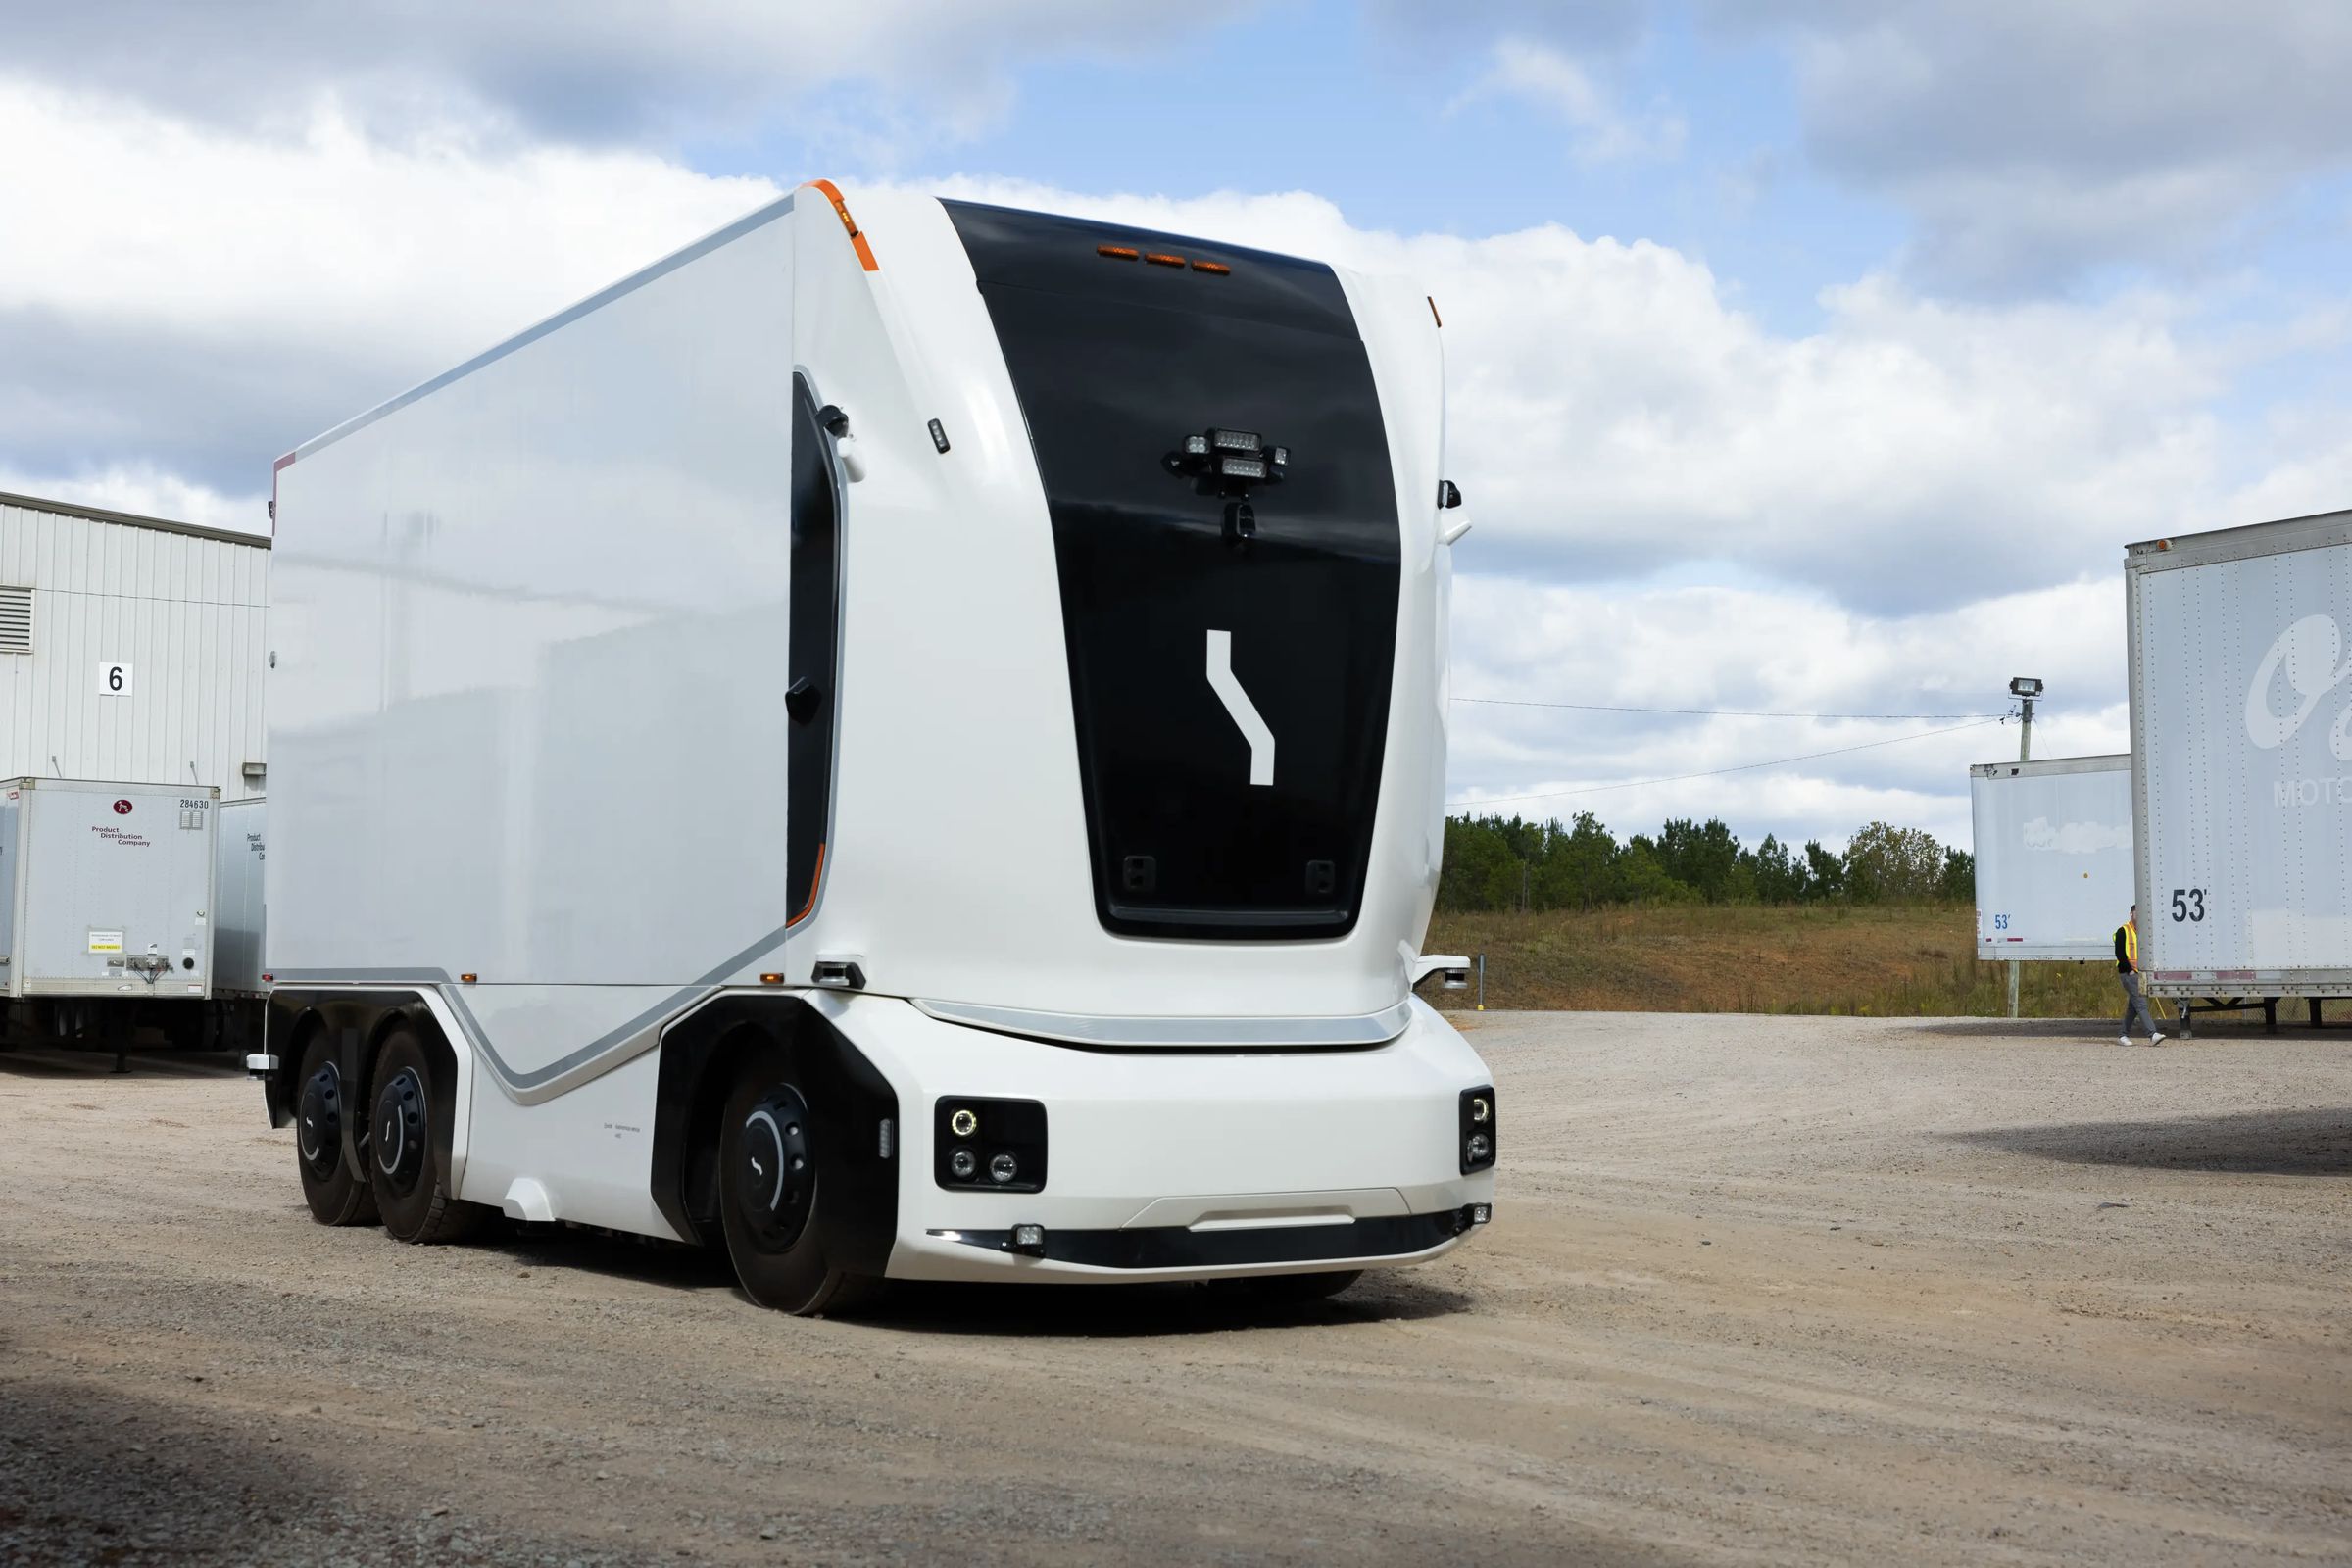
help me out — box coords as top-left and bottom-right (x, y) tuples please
(947, 202), (1402, 941)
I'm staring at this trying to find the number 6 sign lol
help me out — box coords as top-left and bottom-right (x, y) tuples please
(98, 662), (133, 696)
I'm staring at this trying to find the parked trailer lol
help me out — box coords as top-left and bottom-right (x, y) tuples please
(0, 776), (218, 1061)
(252, 183), (1494, 1312)
(1970, 755), (2134, 961)
(2126, 509), (2352, 1033)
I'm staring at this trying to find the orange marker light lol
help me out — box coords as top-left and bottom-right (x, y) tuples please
(1145, 252), (1186, 268)
(1098, 244), (1140, 260)
(460, 973), (478, 984)
(1192, 260), (1231, 275)
(803, 179), (879, 271)
(760, 973), (785, 986)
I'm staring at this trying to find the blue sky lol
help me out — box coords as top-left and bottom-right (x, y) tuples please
(3, 0), (2348, 851)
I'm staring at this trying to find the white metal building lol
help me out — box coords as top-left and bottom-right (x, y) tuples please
(0, 490), (269, 799)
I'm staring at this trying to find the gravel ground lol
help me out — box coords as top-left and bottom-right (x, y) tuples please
(2, 1014), (2347, 1566)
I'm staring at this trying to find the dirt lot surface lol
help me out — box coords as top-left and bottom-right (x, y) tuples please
(3, 1014), (2347, 1566)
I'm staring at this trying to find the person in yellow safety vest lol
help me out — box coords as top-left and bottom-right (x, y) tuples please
(2114, 905), (2164, 1047)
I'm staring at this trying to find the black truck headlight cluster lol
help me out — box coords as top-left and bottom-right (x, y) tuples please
(1459, 1086), (1497, 1173)
(934, 1097), (1048, 1194)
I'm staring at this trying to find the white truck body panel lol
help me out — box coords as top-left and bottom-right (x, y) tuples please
(0, 777), (216, 999)
(2126, 510), (2352, 996)
(1969, 754), (2133, 961)
(265, 185), (1492, 1282)
(214, 796), (266, 997)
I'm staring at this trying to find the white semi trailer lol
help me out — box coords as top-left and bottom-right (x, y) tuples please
(251, 182), (1494, 1312)
(2126, 509), (2352, 1033)
(1969, 755), (2134, 962)
(0, 776), (218, 1060)
(214, 797), (267, 998)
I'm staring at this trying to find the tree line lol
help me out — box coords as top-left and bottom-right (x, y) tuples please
(1439, 812), (1974, 912)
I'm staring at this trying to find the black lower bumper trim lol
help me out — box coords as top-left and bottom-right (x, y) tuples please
(930, 1207), (1483, 1269)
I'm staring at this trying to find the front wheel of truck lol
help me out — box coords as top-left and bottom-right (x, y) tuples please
(717, 1039), (876, 1316)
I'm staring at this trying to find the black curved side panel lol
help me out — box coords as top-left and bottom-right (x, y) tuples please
(946, 202), (1401, 940)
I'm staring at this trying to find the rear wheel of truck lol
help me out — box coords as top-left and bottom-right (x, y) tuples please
(293, 1029), (376, 1227)
(368, 1029), (483, 1244)
(717, 1040), (875, 1316)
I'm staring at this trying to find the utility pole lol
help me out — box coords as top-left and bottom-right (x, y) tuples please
(2005, 677), (2045, 1018)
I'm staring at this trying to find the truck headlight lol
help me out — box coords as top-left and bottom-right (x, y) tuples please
(1459, 1086), (1498, 1173)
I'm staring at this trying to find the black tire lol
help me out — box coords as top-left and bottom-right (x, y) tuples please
(293, 1028), (376, 1227)
(716, 1039), (875, 1316)
(367, 1029), (484, 1244)
(1230, 1269), (1363, 1304)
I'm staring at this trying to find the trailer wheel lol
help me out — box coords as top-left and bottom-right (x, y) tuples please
(294, 1030), (377, 1227)
(717, 1040), (874, 1316)
(368, 1029), (483, 1244)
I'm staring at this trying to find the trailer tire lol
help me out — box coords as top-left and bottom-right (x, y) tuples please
(293, 1028), (376, 1227)
(367, 1029), (483, 1245)
(717, 1039), (876, 1316)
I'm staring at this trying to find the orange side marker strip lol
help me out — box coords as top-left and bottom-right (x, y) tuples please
(790, 842), (827, 926)
(804, 180), (879, 271)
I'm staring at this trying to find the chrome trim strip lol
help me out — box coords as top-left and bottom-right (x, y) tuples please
(270, 916), (795, 1103)
(911, 998), (1414, 1049)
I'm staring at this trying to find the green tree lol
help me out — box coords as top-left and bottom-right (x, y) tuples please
(1801, 839), (1844, 901)
(1843, 820), (1945, 904)
(1938, 845), (1975, 904)
(1531, 811), (1617, 910)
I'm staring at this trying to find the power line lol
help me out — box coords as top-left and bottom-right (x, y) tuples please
(1446, 716), (2005, 810)
(1452, 696), (2009, 721)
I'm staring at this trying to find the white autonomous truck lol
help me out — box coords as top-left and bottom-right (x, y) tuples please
(252, 183), (1494, 1312)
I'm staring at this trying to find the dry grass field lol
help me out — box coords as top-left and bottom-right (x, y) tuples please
(1425, 903), (2352, 1022)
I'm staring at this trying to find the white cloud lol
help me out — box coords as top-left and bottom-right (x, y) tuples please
(1440, 572), (2129, 847)
(0, 2), (1253, 150)
(0, 465), (260, 538)
(1466, 39), (1686, 164)
(1716, 0), (2352, 292)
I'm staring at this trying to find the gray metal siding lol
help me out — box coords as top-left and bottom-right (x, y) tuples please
(0, 496), (269, 797)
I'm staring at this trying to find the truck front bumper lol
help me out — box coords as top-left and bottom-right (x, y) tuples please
(813, 993), (1497, 1284)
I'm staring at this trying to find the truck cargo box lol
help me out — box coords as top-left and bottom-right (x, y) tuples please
(1969, 754), (2133, 962)
(0, 777), (217, 1001)
(2126, 510), (2352, 1000)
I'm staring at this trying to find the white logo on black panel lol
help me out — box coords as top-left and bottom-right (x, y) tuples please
(1204, 629), (1275, 787)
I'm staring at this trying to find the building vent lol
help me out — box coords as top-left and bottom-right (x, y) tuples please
(0, 586), (29, 654)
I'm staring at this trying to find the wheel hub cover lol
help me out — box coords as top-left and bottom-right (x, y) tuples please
(297, 1063), (343, 1179)
(373, 1065), (428, 1194)
(735, 1085), (813, 1250)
